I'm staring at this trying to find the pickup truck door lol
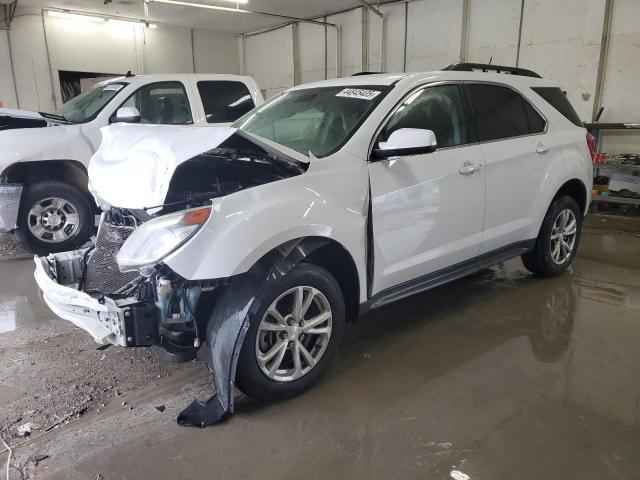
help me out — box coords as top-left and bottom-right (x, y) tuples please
(368, 83), (486, 296)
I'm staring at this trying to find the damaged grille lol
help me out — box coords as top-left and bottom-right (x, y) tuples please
(84, 219), (140, 295)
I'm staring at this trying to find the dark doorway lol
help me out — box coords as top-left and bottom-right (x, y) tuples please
(58, 70), (123, 103)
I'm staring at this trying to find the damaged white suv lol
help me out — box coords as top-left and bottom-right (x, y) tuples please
(34, 64), (593, 426)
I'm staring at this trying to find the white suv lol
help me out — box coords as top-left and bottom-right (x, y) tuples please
(34, 64), (593, 426)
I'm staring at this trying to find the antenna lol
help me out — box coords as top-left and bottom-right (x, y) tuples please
(488, 56), (493, 65)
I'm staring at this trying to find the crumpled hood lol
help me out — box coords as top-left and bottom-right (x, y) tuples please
(88, 124), (237, 210)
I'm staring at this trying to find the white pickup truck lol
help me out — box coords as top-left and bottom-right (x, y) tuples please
(0, 73), (263, 253)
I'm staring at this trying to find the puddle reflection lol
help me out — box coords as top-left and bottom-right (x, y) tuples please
(0, 295), (35, 333)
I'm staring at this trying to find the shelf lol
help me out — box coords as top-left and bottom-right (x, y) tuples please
(591, 196), (640, 206)
(585, 122), (640, 130)
(593, 163), (640, 170)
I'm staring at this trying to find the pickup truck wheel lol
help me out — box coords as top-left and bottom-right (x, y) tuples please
(522, 195), (582, 277)
(235, 264), (345, 401)
(14, 181), (94, 255)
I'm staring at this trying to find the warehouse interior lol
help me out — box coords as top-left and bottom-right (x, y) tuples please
(1, 1), (639, 479)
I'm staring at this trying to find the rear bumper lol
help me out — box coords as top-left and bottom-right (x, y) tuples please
(34, 252), (129, 346)
(0, 184), (22, 232)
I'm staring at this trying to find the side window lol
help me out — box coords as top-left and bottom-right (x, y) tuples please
(467, 84), (545, 142)
(197, 81), (255, 123)
(380, 84), (468, 149)
(119, 81), (192, 125)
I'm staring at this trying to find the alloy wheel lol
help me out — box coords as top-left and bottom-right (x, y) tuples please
(550, 208), (577, 265)
(255, 286), (333, 382)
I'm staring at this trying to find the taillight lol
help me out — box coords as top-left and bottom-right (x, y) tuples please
(586, 132), (597, 162)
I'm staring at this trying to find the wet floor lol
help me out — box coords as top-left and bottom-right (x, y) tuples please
(0, 214), (639, 480)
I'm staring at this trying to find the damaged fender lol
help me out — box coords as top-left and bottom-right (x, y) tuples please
(177, 237), (331, 427)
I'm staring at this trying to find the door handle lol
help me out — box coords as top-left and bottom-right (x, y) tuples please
(536, 142), (551, 154)
(459, 161), (482, 175)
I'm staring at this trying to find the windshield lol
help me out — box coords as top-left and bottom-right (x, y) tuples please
(233, 86), (390, 157)
(56, 82), (127, 123)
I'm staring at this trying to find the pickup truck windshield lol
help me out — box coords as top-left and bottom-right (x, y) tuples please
(233, 86), (389, 157)
(56, 82), (127, 123)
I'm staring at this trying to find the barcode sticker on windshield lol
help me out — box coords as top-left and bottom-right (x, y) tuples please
(336, 88), (381, 100)
(103, 84), (124, 91)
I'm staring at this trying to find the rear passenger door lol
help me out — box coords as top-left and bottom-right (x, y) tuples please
(196, 81), (256, 124)
(465, 83), (548, 254)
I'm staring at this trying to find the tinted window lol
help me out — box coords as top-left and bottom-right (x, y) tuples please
(380, 84), (468, 148)
(524, 100), (546, 133)
(467, 84), (545, 141)
(119, 81), (192, 125)
(532, 87), (582, 126)
(197, 81), (255, 123)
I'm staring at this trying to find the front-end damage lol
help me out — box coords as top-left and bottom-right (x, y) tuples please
(34, 129), (312, 426)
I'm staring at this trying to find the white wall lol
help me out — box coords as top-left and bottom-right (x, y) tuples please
(0, 31), (18, 108)
(243, 25), (293, 99)
(0, 10), (241, 111)
(3, 1), (640, 122)
(599, 0), (640, 122)
(298, 22), (326, 84)
(3, 14), (56, 112)
(193, 30), (240, 74)
(518, 0), (605, 121)
(143, 26), (193, 74)
(241, 0), (640, 122)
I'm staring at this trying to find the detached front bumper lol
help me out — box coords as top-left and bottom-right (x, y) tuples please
(34, 251), (158, 347)
(0, 184), (23, 232)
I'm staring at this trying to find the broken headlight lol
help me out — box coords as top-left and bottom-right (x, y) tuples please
(116, 206), (210, 273)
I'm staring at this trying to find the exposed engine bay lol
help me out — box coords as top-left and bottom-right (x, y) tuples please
(42, 132), (308, 358)
(162, 132), (307, 213)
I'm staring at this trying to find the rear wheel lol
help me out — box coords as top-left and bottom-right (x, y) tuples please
(14, 181), (94, 255)
(522, 195), (582, 277)
(235, 263), (345, 401)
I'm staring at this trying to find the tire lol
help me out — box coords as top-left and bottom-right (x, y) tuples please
(522, 195), (582, 277)
(14, 181), (94, 255)
(235, 263), (345, 401)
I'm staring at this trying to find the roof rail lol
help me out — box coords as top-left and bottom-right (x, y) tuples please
(442, 63), (542, 78)
(351, 71), (384, 76)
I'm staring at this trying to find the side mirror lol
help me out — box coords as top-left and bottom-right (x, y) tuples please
(111, 107), (141, 124)
(373, 128), (437, 159)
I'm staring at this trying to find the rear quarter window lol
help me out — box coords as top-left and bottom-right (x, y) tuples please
(531, 87), (583, 127)
(197, 81), (255, 123)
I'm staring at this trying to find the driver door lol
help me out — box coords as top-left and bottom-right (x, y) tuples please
(368, 83), (486, 295)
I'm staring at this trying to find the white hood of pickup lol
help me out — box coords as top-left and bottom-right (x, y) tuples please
(88, 124), (236, 211)
(0, 107), (45, 120)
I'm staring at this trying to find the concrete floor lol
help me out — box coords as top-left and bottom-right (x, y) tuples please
(1, 214), (639, 480)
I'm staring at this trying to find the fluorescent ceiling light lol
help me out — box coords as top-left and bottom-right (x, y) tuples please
(47, 10), (105, 22)
(46, 10), (157, 28)
(150, 0), (248, 12)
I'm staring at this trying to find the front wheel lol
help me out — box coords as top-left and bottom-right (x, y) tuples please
(235, 263), (345, 401)
(522, 195), (583, 277)
(14, 181), (94, 255)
